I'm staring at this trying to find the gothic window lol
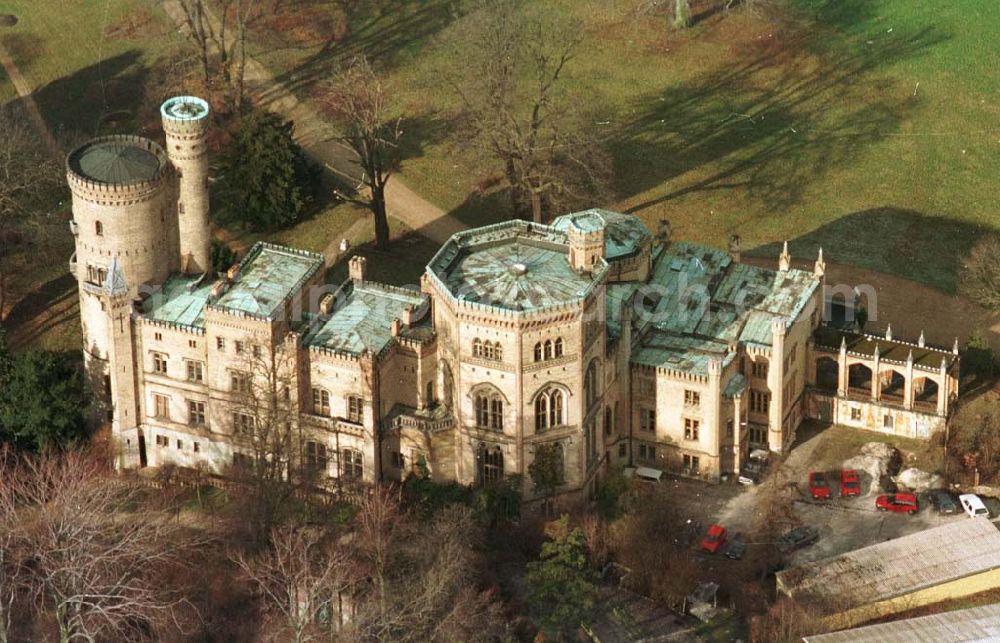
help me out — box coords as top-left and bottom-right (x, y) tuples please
(534, 388), (564, 431)
(544, 340), (553, 360)
(95, 221), (103, 236)
(473, 338), (483, 358)
(535, 395), (548, 432)
(493, 342), (503, 361)
(474, 390), (504, 430)
(477, 444), (504, 484)
(483, 341), (494, 360)
(152, 352), (167, 375)
(534, 342), (543, 362)
(554, 337), (564, 357)
(584, 359), (600, 410)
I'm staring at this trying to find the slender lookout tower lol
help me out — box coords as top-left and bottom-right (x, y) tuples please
(161, 95), (211, 274)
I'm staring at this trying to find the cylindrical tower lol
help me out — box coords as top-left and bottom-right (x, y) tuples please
(67, 134), (173, 420)
(161, 95), (211, 275)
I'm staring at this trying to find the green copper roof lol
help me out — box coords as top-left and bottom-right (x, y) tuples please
(142, 273), (213, 329)
(632, 331), (736, 376)
(212, 243), (324, 319)
(428, 221), (600, 312)
(67, 136), (166, 185)
(304, 282), (427, 355)
(552, 209), (653, 260)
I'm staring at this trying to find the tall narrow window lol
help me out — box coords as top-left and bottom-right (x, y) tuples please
(186, 360), (204, 383)
(473, 338), (482, 357)
(493, 342), (503, 361)
(483, 341), (494, 360)
(544, 340), (553, 360)
(95, 221), (103, 236)
(535, 395), (548, 432)
(490, 397), (504, 430)
(476, 394), (490, 428)
(153, 394), (169, 419)
(478, 444), (503, 484)
(554, 337), (564, 357)
(187, 400), (206, 426)
(534, 343), (543, 362)
(341, 449), (363, 479)
(347, 395), (363, 423)
(305, 441), (328, 473)
(152, 352), (167, 374)
(550, 390), (563, 427)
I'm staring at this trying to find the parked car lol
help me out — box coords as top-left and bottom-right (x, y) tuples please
(809, 472), (832, 500)
(959, 493), (990, 518)
(840, 469), (862, 497)
(739, 449), (769, 485)
(927, 489), (959, 515)
(700, 524), (728, 554)
(778, 526), (819, 553)
(724, 535), (747, 560)
(876, 493), (919, 514)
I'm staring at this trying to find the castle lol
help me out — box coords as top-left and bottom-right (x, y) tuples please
(68, 96), (961, 500)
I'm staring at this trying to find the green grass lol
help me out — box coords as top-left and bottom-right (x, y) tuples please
(247, 0), (1000, 293)
(808, 423), (942, 473)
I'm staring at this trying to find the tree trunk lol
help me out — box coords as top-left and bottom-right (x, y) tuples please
(674, 0), (691, 28)
(372, 186), (390, 251)
(530, 190), (543, 224)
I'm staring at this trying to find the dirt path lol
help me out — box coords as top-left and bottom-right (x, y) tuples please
(160, 1), (466, 246)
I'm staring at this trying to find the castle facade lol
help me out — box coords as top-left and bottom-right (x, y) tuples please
(68, 97), (960, 500)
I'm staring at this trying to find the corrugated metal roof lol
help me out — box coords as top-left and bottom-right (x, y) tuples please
(777, 520), (1000, 611)
(803, 602), (1000, 642)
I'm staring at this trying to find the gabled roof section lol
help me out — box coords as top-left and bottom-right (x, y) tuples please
(211, 242), (324, 319)
(304, 281), (427, 356)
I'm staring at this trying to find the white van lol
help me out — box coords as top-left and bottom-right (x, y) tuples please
(959, 494), (990, 518)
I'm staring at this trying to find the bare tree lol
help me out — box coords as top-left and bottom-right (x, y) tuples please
(446, 0), (611, 222)
(4, 450), (199, 642)
(232, 525), (355, 643)
(173, 0), (257, 108)
(960, 234), (1000, 312)
(319, 56), (401, 250)
(228, 338), (303, 544)
(0, 106), (61, 320)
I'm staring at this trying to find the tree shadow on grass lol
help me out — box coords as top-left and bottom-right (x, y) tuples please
(257, 0), (463, 103)
(747, 207), (985, 293)
(324, 229), (439, 288)
(612, 23), (948, 215)
(30, 49), (150, 142)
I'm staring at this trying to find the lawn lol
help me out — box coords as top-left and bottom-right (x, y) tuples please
(244, 0), (1000, 294)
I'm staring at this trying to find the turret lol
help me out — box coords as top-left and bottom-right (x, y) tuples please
(566, 218), (605, 272)
(161, 96), (211, 275)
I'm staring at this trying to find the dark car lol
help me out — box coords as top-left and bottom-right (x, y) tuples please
(739, 460), (764, 485)
(927, 489), (959, 515)
(876, 493), (919, 514)
(809, 472), (831, 500)
(779, 526), (819, 553)
(724, 536), (747, 560)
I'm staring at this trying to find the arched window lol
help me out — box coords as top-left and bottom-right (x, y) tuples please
(535, 395), (548, 432)
(473, 338), (483, 358)
(475, 391), (504, 430)
(584, 360), (600, 410)
(550, 390), (564, 427)
(544, 340), (553, 360)
(95, 221), (103, 236)
(554, 337), (564, 357)
(478, 444), (504, 484)
(534, 343), (543, 362)
(493, 342), (503, 361)
(483, 341), (494, 360)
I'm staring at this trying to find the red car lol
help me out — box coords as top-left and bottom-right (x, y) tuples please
(840, 469), (861, 497)
(809, 472), (831, 500)
(700, 524), (727, 554)
(876, 493), (919, 514)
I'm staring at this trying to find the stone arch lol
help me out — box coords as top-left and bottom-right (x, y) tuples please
(848, 362), (873, 393)
(912, 376), (940, 407)
(815, 356), (839, 391)
(879, 368), (906, 401)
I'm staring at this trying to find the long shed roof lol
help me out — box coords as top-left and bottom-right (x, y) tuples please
(803, 602), (1000, 642)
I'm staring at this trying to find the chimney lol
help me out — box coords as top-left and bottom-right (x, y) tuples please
(658, 219), (672, 245)
(227, 264), (240, 281)
(728, 234), (742, 263)
(319, 293), (335, 315)
(566, 217), (605, 273)
(391, 318), (401, 337)
(778, 240), (791, 272)
(349, 255), (368, 282)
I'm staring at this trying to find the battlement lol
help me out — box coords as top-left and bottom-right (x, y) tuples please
(66, 135), (171, 199)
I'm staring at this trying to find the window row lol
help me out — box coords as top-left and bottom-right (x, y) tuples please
(303, 441), (364, 480)
(749, 389), (771, 414)
(533, 338), (565, 362)
(153, 434), (201, 453)
(85, 264), (108, 286)
(150, 352), (207, 384)
(151, 395), (207, 427)
(472, 339), (503, 361)
(214, 336), (260, 357)
(311, 388), (364, 423)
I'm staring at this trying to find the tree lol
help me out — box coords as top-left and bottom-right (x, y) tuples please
(673, 0), (691, 28)
(963, 332), (997, 379)
(525, 515), (598, 638)
(529, 442), (564, 501)
(445, 0), (611, 222)
(215, 110), (317, 231)
(319, 56), (400, 251)
(948, 392), (1000, 483)
(211, 238), (238, 275)
(960, 235), (1000, 312)
(226, 339), (304, 545)
(0, 106), (61, 319)
(232, 526), (355, 643)
(2, 450), (199, 642)
(0, 345), (88, 451)
(173, 0), (258, 108)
